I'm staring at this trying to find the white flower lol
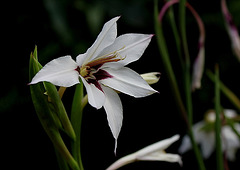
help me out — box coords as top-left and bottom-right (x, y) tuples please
(29, 16), (158, 153)
(106, 135), (182, 170)
(179, 109), (240, 161)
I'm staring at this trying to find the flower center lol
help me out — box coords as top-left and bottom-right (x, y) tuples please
(77, 48), (125, 92)
(79, 48), (125, 80)
(78, 65), (113, 92)
(80, 66), (90, 78)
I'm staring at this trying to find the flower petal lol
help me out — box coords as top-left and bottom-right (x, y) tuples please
(102, 86), (123, 154)
(222, 125), (240, 161)
(137, 135), (180, 159)
(139, 152), (182, 165)
(200, 132), (215, 158)
(99, 34), (153, 68)
(106, 135), (180, 170)
(29, 56), (79, 87)
(80, 76), (105, 109)
(76, 16), (120, 66)
(100, 67), (158, 98)
(178, 135), (191, 154)
(193, 122), (215, 159)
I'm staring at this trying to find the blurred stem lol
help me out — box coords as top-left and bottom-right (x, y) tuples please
(167, 6), (184, 68)
(179, 0), (190, 62)
(214, 65), (224, 170)
(179, 0), (206, 169)
(154, 0), (188, 126)
(71, 83), (84, 170)
(206, 70), (240, 111)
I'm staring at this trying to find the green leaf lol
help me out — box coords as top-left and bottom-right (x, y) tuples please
(71, 83), (84, 169)
(44, 82), (76, 140)
(30, 48), (76, 140)
(29, 46), (79, 170)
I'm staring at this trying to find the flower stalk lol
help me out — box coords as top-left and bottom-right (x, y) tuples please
(178, 1), (205, 169)
(214, 65), (224, 170)
(154, 0), (188, 126)
(155, 0), (206, 169)
(71, 83), (84, 170)
(206, 70), (240, 112)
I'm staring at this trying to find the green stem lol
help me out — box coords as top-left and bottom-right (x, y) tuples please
(214, 65), (224, 170)
(154, 0), (188, 126)
(30, 47), (79, 170)
(179, 0), (190, 63)
(179, 1), (206, 169)
(184, 64), (205, 170)
(167, 2), (184, 69)
(206, 70), (240, 111)
(54, 147), (70, 170)
(71, 83), (84, 170)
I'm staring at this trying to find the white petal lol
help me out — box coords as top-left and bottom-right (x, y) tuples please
(102, 86), (123, 154)
(100, 67), (158, 98)
(179, 122), (205, 154)
(178, 135), (192, 154)
(193, 121), (215, 158)
(224, 109), (238, 118)
(192, 121), (206, 142)
(199, 132), (215, 159)
(193, 121), (215, 159)
(136, 135), (180, 159)
(76, 16), (120, 66)
(179, 122), (215, 159)
(29, 56), (79, 87)
(106, 135), (180, 170)
(139, 151), (182, 165)
(80, 76), (105, 109)
(99, 34), (153, 68)
(222, 125), (240, 161)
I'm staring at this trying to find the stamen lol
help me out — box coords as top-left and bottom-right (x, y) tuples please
(80, 66), (90, 77)
(86, 46), (126, 68)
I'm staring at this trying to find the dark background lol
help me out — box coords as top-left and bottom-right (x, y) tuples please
(2, 0), (240, 169)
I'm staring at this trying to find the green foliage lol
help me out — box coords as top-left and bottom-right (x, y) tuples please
(29, 47), (79, 170)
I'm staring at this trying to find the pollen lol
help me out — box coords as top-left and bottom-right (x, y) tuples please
(80, 66), (90, 77)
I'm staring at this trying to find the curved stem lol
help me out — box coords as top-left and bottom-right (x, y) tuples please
(154, 0), (189, 127)
(179, 1), (206, 169)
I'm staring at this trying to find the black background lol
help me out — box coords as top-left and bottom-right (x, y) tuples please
(2, 0), (240, 169)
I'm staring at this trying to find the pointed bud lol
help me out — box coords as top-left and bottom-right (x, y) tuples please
(141, 72), (161, 85)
